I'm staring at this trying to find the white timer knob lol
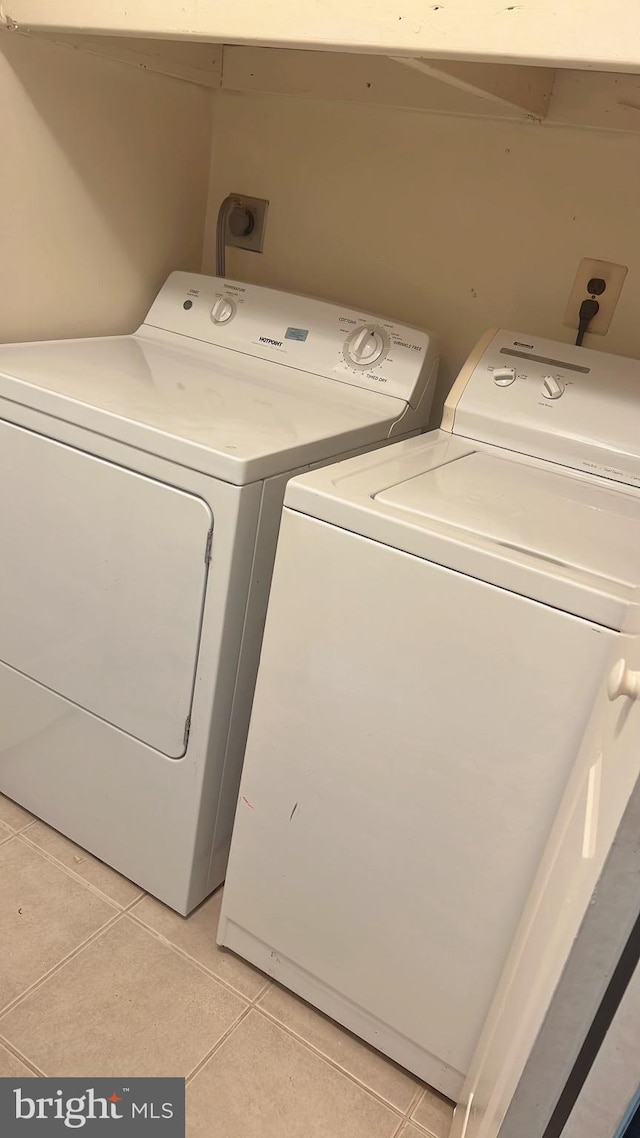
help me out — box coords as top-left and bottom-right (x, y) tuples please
(493, 367), (516, 387)
(211, 296), (236, 324)
(345, 326), (385, 366)
(542, 375), (564, 400)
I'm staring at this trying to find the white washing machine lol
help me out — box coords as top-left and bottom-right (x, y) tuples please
(0, 271), (438, 914)
(218, 328), (640, 1098)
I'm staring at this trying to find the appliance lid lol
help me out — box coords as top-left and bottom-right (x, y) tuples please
(0, 331), (405, 484)
(375, 450), (640, 590)
(283, 432), (640, 629)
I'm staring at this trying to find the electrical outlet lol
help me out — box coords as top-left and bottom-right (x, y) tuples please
(225, 195), (269, 254)
(563, 258), (628, 336)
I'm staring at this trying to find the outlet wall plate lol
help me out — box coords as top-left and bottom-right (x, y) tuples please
(226, 194), (269, 253)
(563, 257), (628, 336)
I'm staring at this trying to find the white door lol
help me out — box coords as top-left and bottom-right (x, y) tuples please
(0, 419), (212, 757)
(451, 602), (640, 1138)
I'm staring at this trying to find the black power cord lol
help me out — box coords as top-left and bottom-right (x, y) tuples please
(575, 297), (600, 347)
(575, 276), (606, 347)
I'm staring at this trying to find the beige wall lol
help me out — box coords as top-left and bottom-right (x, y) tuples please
(204, 90), (640, 414)
(1, 32), (212, 343)
(5, 38), (640, 398)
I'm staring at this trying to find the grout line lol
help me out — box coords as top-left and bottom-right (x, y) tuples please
(185, 1002), (254, 1084)
(410, 1088), (428, 1120)
(122, 892), (146, 913)
(185, 977), (276, 1085)
(17, 831), (131, 913)
(406, 1086), (456, 1136)
(252, 1003), (410, 1120)
(0, 814), (36, 836)
(126, 909), (264, 1004)
(412, 1124), (453, 1138)
(0, 1034), (47, 1077)
(246, 978), (272, 1010)
(16, 819), (37, 833)
(255, 981), (425, 1106)
(404, 1103), (454, 1138)
(405, 1124), (447, 1138)
(254, 978), (272, 1002)
(0, 912), (124, 1023)
(0, 821), (35, 846)
(405, 1121), (428, 1136)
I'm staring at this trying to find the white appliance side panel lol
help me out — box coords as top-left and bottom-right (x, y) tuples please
(221, 511), (615, 1084)
(0, 419), (212, 757)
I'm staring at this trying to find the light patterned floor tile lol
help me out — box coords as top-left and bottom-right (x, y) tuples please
(0, 795), (33, 832)
(0, 839), (116, 1009)
(0, 1040), (39, 1077)
(0, 917), (247, 1078)
(403, 1125), (450, 1138)
(411, 1087), (455, 1137)
(259, 983), (420, 1111)
(24, 821), (142, 908)
(131, 888), (266, 999)
(0, 795), (450, 1133)
(188, 1009), (401, 1138)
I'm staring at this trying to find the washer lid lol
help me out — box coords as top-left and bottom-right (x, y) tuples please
(0, 331), (404, 485)
(375, 451), (640, 590)
(283, 432), (640, 629)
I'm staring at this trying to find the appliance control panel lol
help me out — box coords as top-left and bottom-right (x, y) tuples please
(142, 271), (437, 408)
(445, 328), (640, 487)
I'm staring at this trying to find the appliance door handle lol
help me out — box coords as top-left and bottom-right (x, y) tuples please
(607, 659), (640, 702)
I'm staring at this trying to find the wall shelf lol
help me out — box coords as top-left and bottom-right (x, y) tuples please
(11, 29), (640, 136)
(4, 0), (640, 74)
(28, 33), (224, 87)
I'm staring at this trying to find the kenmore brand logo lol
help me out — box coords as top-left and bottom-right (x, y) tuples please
(513, 341), (534, 349)
(259, 336), (283, 348)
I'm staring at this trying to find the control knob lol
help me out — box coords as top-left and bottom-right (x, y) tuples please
(542, 374), (564, 400)
(211, 296), (236, 325)
(344, 325), (385, 367)
(493, 367), (516, 387)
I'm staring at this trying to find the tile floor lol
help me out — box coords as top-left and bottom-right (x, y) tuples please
(0, 793), (454, 1137)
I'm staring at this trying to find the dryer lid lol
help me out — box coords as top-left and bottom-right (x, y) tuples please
(0, 332), (404, 484)
(375, 451), (640, 590)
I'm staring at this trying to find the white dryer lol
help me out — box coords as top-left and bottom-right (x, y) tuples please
(218, 328), (640, 1098)
(0, 271), (438, 914)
